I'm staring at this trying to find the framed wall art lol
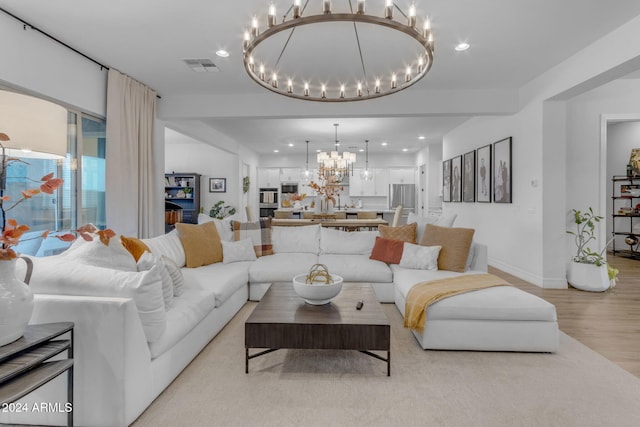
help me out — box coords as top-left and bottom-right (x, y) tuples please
(463, 150), (475, 202)
(492, 137), (512, 203)
(476, 144), (491, 202)
(209, 177), (226, 193)
(442, 159), (451, 202)
(451, 155), (462, 202)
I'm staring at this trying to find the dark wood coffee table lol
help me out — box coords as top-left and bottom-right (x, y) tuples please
(245, 282), (391, 375)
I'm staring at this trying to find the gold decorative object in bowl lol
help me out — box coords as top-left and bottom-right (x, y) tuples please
(292, 264), (343, 305)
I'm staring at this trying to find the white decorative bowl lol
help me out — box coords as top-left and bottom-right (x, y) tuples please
(292, 273), (343, 305)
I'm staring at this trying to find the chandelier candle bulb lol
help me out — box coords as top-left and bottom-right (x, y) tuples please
(259, 64), (265, 81)
(268, 3), (276, 27)
(248, 56), (255, 71)
(340, 84), (345, 98)
(375, 78), (381, 93)
(408, 4), (417, 28)
(357, 0), (365, 14)
(293, 0), (302, 18)
(423, 17), (431, 37)
(323, 0), (331, 14)
(391, 73), (397, 89)
(357, 82), (363, 97)
(272, 73), (278, 88)
(418, 57), (424, 73)
(405, 66), (412, 82)
(243, 30), (250, 50)
(304, 82), (310, 96)
(287, 79), (293, 93)
(251, 16), (259, 37)
(385, 0), (394, 19)
(321, 84), (327, 98)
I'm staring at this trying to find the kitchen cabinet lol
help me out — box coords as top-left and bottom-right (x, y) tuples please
(389, 167), (415, 184)
(258, 168), (281, 188)
(280, 168), (300, 182)
(350, 168), (388, 197)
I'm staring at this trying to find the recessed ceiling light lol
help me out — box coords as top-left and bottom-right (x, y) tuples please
(418, 135), (425, 140)
(402, 148), (408, 152)
(288, 143), (294, 147)
(215, 49), (230, 58)
(273, 149), (279, 153)
(381, 142), (388, 146)
(455, 42), (470, 52)
(316, 149), (321, 153)
(359, 149), (365, 152)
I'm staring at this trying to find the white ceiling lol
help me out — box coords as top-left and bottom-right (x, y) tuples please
(2, 0), (640, 154)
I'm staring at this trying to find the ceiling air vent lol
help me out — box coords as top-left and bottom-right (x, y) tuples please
(183, 59), (220, 73)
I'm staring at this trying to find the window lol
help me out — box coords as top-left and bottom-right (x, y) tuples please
(2, 92), (106, 256)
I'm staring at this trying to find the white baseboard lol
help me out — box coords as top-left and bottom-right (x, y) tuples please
(489, 258), (568, 289)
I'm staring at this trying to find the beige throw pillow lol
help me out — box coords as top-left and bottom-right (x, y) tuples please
(378, 222), (417, 243)
(420, 224), (475, 272)
(176, 222), (223, 268)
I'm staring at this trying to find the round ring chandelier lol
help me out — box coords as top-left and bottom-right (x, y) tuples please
(243, 0), (434, 102)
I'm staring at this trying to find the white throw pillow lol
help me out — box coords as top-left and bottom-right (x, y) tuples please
(142, 230), (186, 267)
(320, 228), (379, 255)
(137, 251), (174, 308)
(222, 239), (257, 264)
(61, 236), (137, 272)
(407, 212), (458, 242)
(399, 242), (441, 270)
(162, 255), (184, 296)
(27, 258), (166, 342)
(197, 213), (233, 241)
(272, 224), (321, 254)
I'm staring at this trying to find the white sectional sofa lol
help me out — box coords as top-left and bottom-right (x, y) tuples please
(2, 214), (559, 426)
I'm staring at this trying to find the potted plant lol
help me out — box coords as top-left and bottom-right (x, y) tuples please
(566, 207), (618, 292)
(209, 200), (236, 220)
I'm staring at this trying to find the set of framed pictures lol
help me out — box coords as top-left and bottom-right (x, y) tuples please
(443, 137), (512, 203)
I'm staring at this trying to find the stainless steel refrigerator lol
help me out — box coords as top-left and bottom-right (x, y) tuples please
(389, 184), (416, 224)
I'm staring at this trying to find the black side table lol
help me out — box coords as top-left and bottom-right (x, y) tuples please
(0, 322), (74, 427)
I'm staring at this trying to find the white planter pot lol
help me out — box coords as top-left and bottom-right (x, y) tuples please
(0, 258), (35, 346)
(566, 261), (609, 292)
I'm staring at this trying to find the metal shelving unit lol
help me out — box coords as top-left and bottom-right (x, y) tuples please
(611, 175), (640, 259)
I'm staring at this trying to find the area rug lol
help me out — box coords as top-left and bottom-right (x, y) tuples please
(133, 303), (640, 427)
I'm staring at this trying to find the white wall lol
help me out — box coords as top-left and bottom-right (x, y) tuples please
(165, 130), (241, 218)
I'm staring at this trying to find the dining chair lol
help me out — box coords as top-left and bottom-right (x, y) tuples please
(302, 211), (315, 219)
(357, 211), (378, 219)
(391, 205), (403, 227)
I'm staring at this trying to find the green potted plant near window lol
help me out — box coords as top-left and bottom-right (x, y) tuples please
(566, 207), (618, 292)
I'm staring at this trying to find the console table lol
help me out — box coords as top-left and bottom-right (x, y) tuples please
(0, 322), (74, 427)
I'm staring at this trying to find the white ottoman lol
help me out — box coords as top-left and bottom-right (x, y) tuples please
(393, 268), (559, 353)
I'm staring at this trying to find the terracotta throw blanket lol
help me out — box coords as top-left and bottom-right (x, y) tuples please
(404, 274), (511, 333)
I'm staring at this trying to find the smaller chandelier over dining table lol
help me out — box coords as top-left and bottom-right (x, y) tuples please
(317, 123), (355, 182)
(242, 0), (435, 102)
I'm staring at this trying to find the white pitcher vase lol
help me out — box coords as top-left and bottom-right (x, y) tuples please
(0, 258), (34, 346)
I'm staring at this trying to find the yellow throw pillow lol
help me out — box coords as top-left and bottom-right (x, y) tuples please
(175, 222), (223, 268)
(420, 224), (475, 272)
(121, 235), (151, 262)
(378, 222), (417, 243)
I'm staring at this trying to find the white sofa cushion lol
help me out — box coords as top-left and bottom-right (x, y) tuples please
(222, 239), (257, 263)
(249, 253), (318, 283)
(137, 252), (174, 308)
(27, 257), (166, 342)
(182, 261), (251, 307)
(272, 224), (321, 254)
(318, 254), (393, 282)
(148, 287), (217, 359)
(142, 230), (186, 268)
(320, 228), (379, 255)
(197, 213), (234, 241)
(61, 236), (137, 272)
(407, 211), (458, 242)
(392, 265), (557, 322)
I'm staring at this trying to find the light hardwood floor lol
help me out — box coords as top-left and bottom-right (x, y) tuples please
(490, 254), (640, 378)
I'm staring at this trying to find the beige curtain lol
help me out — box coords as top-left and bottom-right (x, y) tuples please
(105, 69), (158, 238)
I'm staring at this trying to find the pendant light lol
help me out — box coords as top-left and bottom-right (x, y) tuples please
(300, 140), (312, 183)
(360, 140), (373, 181)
